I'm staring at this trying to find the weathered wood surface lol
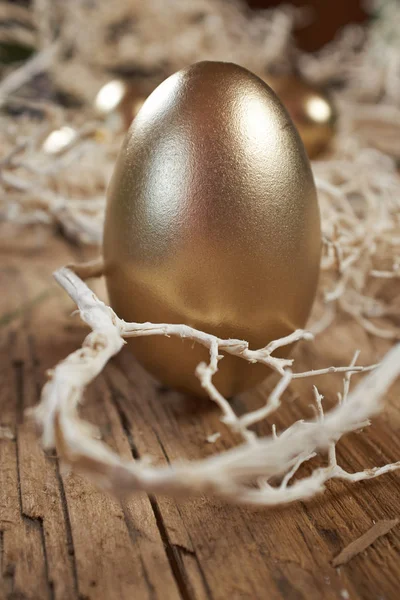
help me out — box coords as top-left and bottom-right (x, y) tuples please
(1, 226), (400, 600)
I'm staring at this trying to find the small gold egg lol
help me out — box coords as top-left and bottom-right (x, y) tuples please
(263, 75), (336, 158)
(104, 62), (321, 397)
(95, 79), (147, 129)
(119, 91), (146, 129)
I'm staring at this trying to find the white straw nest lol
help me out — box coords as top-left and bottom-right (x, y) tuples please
(30, 265), (400, 506)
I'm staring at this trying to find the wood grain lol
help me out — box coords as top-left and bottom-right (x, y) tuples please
(1, 226), (400, 599)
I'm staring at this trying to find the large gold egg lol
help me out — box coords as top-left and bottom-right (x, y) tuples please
(103, 62), (321, 397)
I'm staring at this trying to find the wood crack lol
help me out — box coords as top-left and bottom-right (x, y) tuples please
(28, 334), (80, 599)
(12, 355), (54, 600)
(149, 495), (197, 600)
(0, 530), (3, 577)
(21, 514), (55, 600)
(111, 389), (141, 460)
(12, 359), (24, 425)
(54, 458), (80, 597)
(153, 429), (170, 465)
(11, 332), (80, 600)
(173, 503), (214, 600)
(121, 504), (157, 600)
(108, 382), (207, 600)
(172, 544), (196, 557)
(13, 363), (25, 515)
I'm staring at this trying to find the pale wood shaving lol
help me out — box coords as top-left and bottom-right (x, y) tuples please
(332, 519), (399, 567)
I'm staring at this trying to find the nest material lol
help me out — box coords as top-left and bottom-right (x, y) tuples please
(1, 0), (400, 505)
(31, 265), (400, 505)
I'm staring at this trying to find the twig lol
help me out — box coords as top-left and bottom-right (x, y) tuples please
(30, 268), (400, 506)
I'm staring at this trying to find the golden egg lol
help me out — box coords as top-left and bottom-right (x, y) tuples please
(95, 79), (148, 129)
(119, 90), (146, 130)
(264, 75), (336, 158)
(103, 62), (321, 397)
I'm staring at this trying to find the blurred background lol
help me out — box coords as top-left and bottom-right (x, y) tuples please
(1, 0), (399, 245)
(250, 0), (367, 51)
(0, 0), (373, 105)
(1, 0), (368, 58)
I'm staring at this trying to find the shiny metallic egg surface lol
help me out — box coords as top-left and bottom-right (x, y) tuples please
(104, 62), (321, 397)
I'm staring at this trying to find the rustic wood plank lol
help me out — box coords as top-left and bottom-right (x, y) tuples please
(108, 354), (350, 600)
(107, 309), (400, 599)
(0, 229), (181, 599)
(1, 226), (400, 599)
(0, 266), (50, 600)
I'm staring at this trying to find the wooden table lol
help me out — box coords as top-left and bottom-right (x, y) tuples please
(1, 227), (400, 600)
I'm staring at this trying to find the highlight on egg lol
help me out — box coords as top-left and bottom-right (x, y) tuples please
(103, 61), (321, 397)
